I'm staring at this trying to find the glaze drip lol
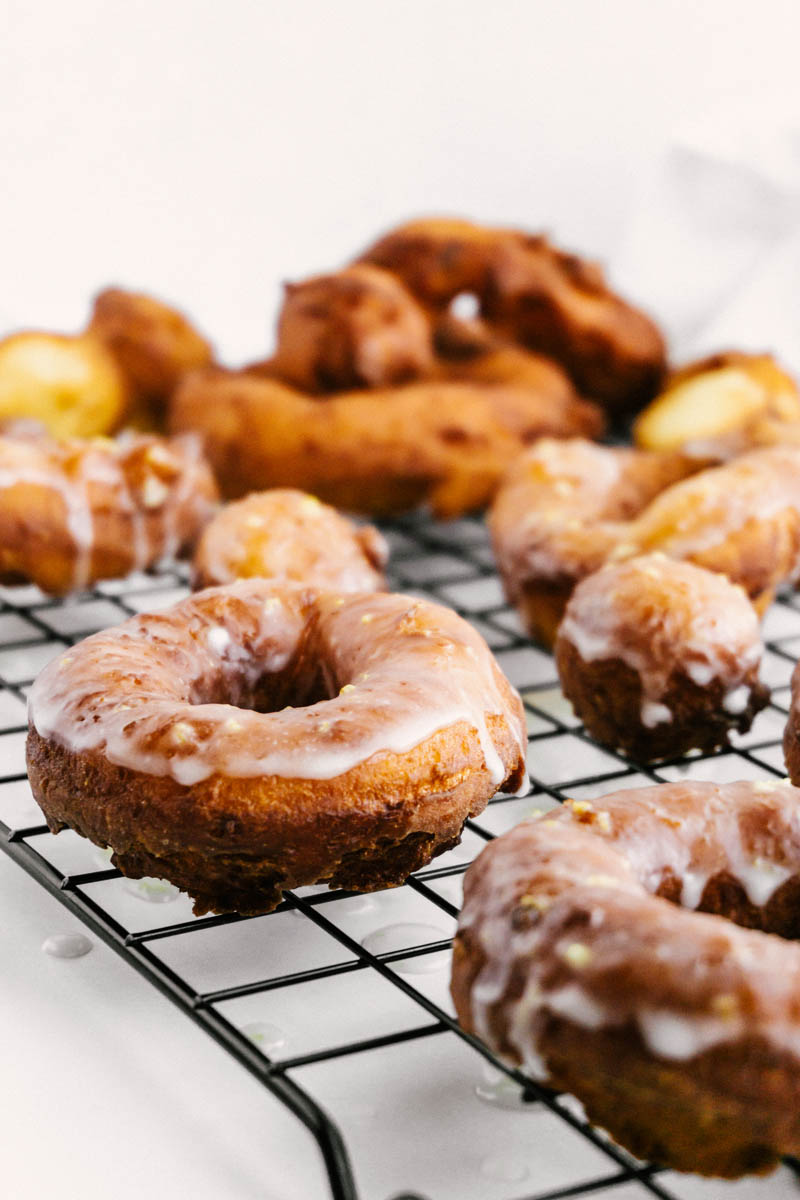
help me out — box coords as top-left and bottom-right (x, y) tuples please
(29, 581), (526, 786)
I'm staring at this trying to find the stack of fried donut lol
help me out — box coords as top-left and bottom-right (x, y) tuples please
(168, 217), (666, 516)
(491, 438), (800, 759)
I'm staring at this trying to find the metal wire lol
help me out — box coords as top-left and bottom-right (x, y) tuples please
(2, 513), (800, 1200)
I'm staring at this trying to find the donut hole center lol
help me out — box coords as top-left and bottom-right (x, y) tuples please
(656, 867), (800, 940)
(193, 654), (338, 715)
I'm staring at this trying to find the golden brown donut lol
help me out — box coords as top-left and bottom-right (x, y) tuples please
(491, 440), (800, 646)
(555, 555), (768, 760)
(0, 430), (217, 594)
(192, 488), (388, 591)
(490, 438), (703, 645)
(271, 264), (435, 392)
(634, 351), (800, 456)
(27, 582), (527, 915)
(0, 331), (128, 438)
(169, 367), (602, 518)
(452, 779), (800, 1177)
(88, 286), (214, 426)
(358, 216), (666, 417)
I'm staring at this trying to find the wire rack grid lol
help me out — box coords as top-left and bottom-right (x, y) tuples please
(3, 512), (800, 1200)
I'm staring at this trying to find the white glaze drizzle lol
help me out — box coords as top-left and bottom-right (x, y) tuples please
(29, 582), (526, 787)
(557, 555), (763, 719)
(458, 781), (800, 1081)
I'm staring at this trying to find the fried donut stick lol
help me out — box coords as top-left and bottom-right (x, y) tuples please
(271, 264), (435, 392)
(192, 488), (388, 591)
(358, 216), (666, 417)
(0, 430), (217, 594)
(170, 368), (603, 518)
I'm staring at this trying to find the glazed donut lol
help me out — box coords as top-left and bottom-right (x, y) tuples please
(27, 582), (527, 916)
(491, 440), (800, 646)
(634, 351), (800, 457)
(271, 264), (435, 392)
(452, 779), (800, 1177)
(169, 367), (602, 518)
(192, 488), (388, 592)
(555, 555), (769, 760)
(358, 216), (666, 416)
(0, 331), (128, 438)
(0, 430), (217, 594)
(490, 438), (703, 645)
(88, 287), (214, 426)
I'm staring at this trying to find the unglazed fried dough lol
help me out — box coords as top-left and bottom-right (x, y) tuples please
(358, 216), (666, 417)
(0, 332), (127, 438)
(556, 556), (768, 760)
(491, 440), (800, 646)
(271, 264), (435, 392)
(192, 488), (388, 591)
(27, 582), (527, 915)
(452, 779), (800, 1177)
(169, 368), (603, 518)
(88, 287), (214, 426)
(634, 352), (800, 455)
(0, 430), (218, 594)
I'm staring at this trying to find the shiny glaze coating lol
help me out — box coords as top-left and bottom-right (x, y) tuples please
(0, 429), (217, 594)
(452, 779), (800, 1176)
(28, 582), (527, 915)
(192, 488), (388, 592)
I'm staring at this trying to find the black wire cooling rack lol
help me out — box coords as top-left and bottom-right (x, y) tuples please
(3, 513), (800, 1200)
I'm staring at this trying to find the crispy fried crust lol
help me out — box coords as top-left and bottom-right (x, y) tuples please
(192, 488), (388, 591)
(451, 780), (800, 1176)
(0, 430), (217, 594)
(169, 367), (602, 518)
(358, 216), (666, 417)
(271, 264), (435, 392)
(89, 287), (214, 426)
(27, 584), (526, 915)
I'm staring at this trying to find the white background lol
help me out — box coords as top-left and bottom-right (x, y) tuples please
(3, 3), (800, 1198)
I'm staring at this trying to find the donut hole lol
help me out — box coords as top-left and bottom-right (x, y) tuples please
(188, 645), (337, 716)
(656, 866), (800, 940)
